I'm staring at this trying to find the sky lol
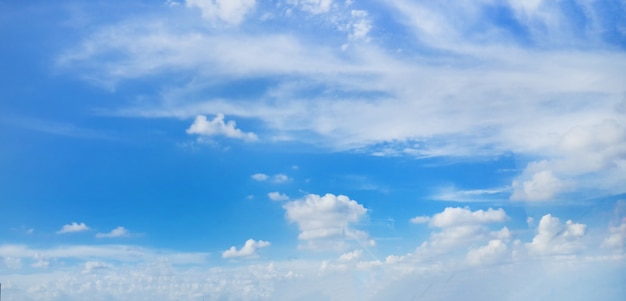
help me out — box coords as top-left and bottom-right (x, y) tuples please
(1, 0), (626, 300)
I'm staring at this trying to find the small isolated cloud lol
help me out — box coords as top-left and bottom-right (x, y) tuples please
(527, 214), (586, 255)
(96, 226), (129, 238)
(251, 173), (290, 183)
(186, 114), (258, 141)
(410, 216), (430, 224)
(222, 239), (270, 259)
(268, 192), (289, 201)
(251, 173), (269, 181)
(186, 0), (256, 25)
(429, 207), (508, 228)
(283, 193), (369, 249)
(57, 222), (90, 234)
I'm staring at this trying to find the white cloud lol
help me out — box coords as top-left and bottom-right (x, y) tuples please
(410, 207), (511, 262)
(292, 0), (333, 14)
(527, 214), (587, 256)
(603, 220), (626, 250)
(511, 170), (567, 201)
(251, 173), (269, 181)
(348, 10), (371, 41)
(431, 186), (509, 202)
(4, 256), (22, 269)
(222, 239), (270, 258)
(466, 239), (510, 265)
(283, 193), (369, 249)
(409, 216), (430, 224)
(57, 222), (90, 234)
(95, 226), (129, 238)
(186, 0), (255, 24)
(251, 173), (290, 183)
(429, 207), (508, 228)
(337, 249), (362, 262)
(268, 191), (289, 201)
(186, 114), (258, 141)
(57, 1), (626, 202)
(83, 261), (111, 273)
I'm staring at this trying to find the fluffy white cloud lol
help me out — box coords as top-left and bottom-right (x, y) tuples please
(527, 214), (586, 255)
(268, 191), (289, 201)
(186, 0), (255, 24)
(466, 239), (509, 265)
(222, 239), (270, 258)
(429, 207), (508, 228)
(186, 114), (258, 141)
(57, 222), (90, 234)
(95, 226), (129, 238)
(511, 170), (567, 201)
(283, 193), (369, 249)
(410, 207), (511, 262)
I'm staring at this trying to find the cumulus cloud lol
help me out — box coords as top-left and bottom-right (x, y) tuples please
(466, 239), (510, 265)
(222, 239), (270, 258)
(527, 214), (586, 255)
(283, 193), (369, 249)
(268, 191), (289, 201)
(186, 0), (255, 24)
(57, 222), (90, 234)
(186, 114), (258, 141)
(411, 207), (511, 261)
(95, 226), (129, 238)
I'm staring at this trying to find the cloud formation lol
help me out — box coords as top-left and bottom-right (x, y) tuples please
(57, 222), (90, 234)
(186, 114), (258, 141)
(222, 238), (270, 258)
(268, 191), (289, 201)
(283, 193), (370, 249)
(251, 173), (290, 183)
(96, 226), (129, 238)
(527, 214), (587, 255)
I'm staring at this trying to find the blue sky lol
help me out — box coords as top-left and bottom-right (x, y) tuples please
(1, 0), (626, 300)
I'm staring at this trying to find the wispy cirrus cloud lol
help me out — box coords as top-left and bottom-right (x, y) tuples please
(56, 0), (626, 204)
